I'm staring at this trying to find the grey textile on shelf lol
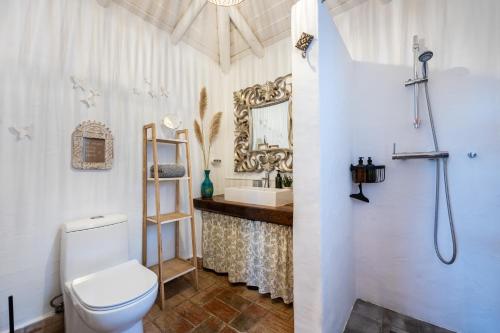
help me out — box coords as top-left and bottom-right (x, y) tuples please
(150, 164), (185, 178)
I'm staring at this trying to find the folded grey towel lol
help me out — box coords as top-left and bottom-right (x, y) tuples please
(150, 164), (186, 178)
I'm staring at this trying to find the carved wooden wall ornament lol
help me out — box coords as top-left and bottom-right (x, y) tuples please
(72, 121), (113, 170)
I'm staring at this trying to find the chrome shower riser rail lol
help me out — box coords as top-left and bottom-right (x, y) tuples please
(398, 37), (457, 265)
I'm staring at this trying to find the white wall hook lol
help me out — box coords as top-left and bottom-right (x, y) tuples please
(467, 152), (477, 159)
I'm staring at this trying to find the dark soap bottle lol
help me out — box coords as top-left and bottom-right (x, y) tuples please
(275, 171), (283, 188)
(366, 157), (376, 182)
(355, 157), (366, 183)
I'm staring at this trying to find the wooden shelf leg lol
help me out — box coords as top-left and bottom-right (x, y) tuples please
(183, 130), (199, 291)
(190, 217), (199, 290)
(142, 127), (148, 266)
(175, 140), (181, 259)
(152, 125), (165, 309)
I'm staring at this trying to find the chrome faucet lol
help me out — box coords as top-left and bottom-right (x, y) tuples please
(263, 170), (271, 188)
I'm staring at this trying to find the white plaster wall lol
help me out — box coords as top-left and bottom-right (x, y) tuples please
(333, 0), (500, 331)
(0, 0), (224, 330)
(292, 1), (356, 332)
(318, 5), (355, 333)
(292, 0), (323, 331)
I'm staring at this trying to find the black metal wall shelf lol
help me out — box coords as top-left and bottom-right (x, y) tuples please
(350, 157), (385, 203)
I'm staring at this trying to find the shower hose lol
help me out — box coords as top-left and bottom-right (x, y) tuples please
(423, 82), (457, 265)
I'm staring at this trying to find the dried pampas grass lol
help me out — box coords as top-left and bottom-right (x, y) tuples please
(194, 120), (204, 147)
(199, 87), (207, 121)
(208, 112), (222, 146)
(194, 88), (222, 170)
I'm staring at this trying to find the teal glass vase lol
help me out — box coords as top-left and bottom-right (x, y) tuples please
(201, 169), (214, 199)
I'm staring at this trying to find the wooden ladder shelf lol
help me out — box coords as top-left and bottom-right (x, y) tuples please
(142, 123), (198, 309)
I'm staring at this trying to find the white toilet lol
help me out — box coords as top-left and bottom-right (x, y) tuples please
(60, 214), (158, 333)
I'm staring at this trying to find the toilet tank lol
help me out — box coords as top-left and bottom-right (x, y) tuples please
(60, 214), (129, 286)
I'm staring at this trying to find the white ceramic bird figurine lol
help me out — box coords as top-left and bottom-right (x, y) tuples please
(80, 89), (100, 108)
(9, 125), (33, 140)
(144, 78), (157, 99)
(160, 86), (169, 98)
(148, 89), (157, 99)
(70, 76), (86, 91)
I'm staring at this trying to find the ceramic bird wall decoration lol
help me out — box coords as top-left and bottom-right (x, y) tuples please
(160, 86), (169, 98)
(80, 89), (100, 108)
(70, 76), (101, 108)
(143, 78), (168, 99)
(144, 79), (156, 98)
(9, 125), (33, 140)
(70, 76), (85, 91)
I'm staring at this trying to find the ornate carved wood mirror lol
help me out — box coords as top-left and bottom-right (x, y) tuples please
(233, 74), (292, 173)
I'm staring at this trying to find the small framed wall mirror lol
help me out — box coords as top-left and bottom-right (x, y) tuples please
(72, 121), (113, 170)
(234, 74), (292, 173)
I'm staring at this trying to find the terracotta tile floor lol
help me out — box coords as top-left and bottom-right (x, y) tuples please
(144, 269), (294, 333)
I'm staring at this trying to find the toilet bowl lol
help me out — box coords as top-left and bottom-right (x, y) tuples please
(60, 215), (158, 333)
(65, 260), (157, 333)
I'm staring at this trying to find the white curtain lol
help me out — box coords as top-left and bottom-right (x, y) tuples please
(0, 0), (224, 329)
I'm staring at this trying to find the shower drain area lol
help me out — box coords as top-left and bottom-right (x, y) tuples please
(344, 299), (455, 333)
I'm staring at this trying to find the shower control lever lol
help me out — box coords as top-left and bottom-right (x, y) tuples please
(392, 143), (449, 160)
(404, 77), (428, 87)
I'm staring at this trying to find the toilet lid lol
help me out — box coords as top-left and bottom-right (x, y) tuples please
(71, 260), (157, 311)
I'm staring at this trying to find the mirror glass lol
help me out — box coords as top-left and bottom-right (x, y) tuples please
(251, 102), (290, 151)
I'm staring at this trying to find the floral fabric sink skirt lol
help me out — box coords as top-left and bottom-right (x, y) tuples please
(201, 211), (293, 304)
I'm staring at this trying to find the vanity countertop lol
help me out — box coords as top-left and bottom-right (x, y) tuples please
(193, 195), (293, 226)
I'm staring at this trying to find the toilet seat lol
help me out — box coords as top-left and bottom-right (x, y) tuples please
(71, 260), (157, 311)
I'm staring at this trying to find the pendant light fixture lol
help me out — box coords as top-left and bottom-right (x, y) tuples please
(207, 0), (244, 6)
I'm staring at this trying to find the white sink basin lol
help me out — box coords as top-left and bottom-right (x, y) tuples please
(224, 186), (293, 207)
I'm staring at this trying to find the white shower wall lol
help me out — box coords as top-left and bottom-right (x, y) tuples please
(334, 0), (500, 331)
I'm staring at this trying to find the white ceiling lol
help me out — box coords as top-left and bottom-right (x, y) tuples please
(113, 0), (296, 63)
(112, 0), (369, 69)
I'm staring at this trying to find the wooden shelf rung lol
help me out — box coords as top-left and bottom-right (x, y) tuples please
(146, 212), (192, 224)
(147, 177), (190, 182)
(147, 138), (187, 144)
(148, 258), (196, 284)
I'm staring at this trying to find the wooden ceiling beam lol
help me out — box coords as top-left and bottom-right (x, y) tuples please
(216, 6), (231, 73)
(96, 0), (112, 7)
(171, 0), (208, 45)
(228, 6), (264, 58)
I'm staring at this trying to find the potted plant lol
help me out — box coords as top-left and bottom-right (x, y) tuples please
(194, 87), (222, 199)
(283, 174), (293, 188)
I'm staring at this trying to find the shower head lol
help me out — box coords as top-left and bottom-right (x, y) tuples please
(418, 50), (433, 78)
(418, 50), (434, 63)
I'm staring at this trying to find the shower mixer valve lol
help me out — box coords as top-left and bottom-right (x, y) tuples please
(392, 143), (449, 160)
